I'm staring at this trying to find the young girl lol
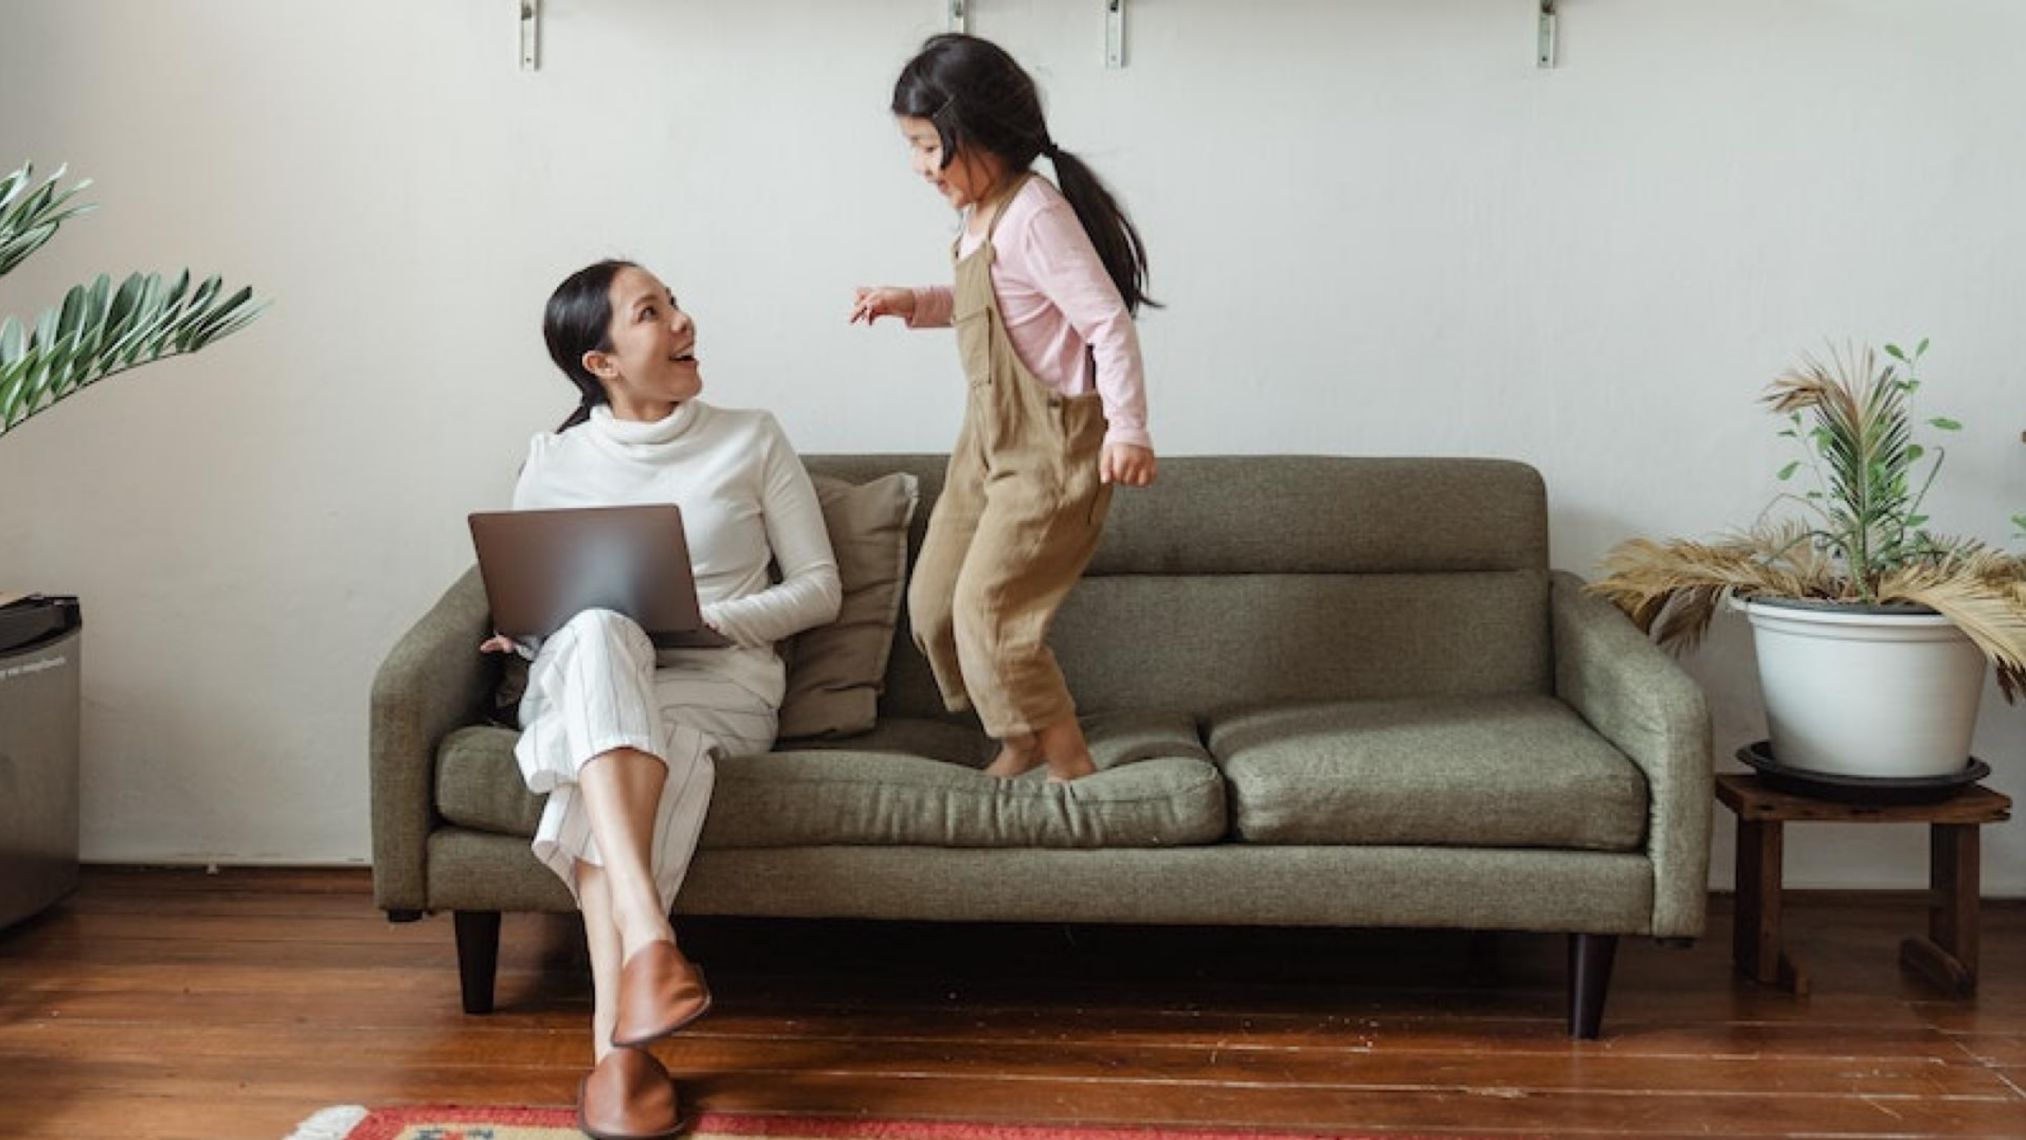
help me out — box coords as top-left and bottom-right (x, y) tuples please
(850, 33), (1157, 783)
(490, 259), (840, 1139)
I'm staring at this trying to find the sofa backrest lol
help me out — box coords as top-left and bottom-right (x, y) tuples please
(803, 455), (1552, 723)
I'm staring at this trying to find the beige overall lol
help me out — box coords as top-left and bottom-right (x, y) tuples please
(907, 175), (1114, 739)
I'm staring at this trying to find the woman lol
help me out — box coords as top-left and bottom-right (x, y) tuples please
(486, 259), (841, 1139)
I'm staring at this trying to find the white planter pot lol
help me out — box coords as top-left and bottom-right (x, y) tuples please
(1735, 598), (1987, 778)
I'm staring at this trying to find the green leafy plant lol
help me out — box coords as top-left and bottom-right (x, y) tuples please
(0, 161), (266, 440)
(1764, 339), (1965, 603)
(1589, 341), (2026, 699)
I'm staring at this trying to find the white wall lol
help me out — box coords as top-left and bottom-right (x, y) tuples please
(2, 0), (2021, 891)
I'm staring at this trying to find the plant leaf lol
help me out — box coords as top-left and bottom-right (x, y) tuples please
(0, 265), (268, 440)
(0, 162), (98, 277)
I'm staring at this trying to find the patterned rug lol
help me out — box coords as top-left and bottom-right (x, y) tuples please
(287, 1106), (1462, 1140)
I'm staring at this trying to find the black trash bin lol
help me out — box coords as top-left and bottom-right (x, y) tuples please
(0, 595), (83, 929)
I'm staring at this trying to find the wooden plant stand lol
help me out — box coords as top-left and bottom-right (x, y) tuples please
(1715, 772), (2012, 997)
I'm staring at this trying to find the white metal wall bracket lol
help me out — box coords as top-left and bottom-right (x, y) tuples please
(1537, 0), (1558, 69)
(949, 0), (967, 34)
(1106, 0), (1127, 69)
(520, 0), (540, 71)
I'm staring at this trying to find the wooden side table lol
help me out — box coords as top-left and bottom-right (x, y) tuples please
(1715, 772), (2012, 997)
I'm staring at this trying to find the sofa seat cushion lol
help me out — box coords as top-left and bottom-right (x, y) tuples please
(1205, 695), (1647, 851)
(434, 711), (1226, 849)
(714, 711), (1224, 848)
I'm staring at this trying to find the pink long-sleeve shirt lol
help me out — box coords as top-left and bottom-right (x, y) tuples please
(908, 176), (1151, 451)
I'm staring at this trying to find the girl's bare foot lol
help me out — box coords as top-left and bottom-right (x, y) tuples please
(983, 733), (1043, 778)
(1043, 752), (1097, 783)
(1037, 715), (1098, 783)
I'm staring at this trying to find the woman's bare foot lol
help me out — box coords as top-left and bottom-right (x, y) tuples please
(983, 732), (1044, 779)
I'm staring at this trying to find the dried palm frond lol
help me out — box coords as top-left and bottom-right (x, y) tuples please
(1589, 339), (2026, 701)
(1763, 345), (1866, 420)
(1596, 526), (2026, 698)
(1592, 523), (1833, 651)
(1879, 550), (2026, 701)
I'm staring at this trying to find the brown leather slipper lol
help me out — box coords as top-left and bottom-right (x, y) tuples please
(612, 942), (713, 1048)
(576, 1046), (681, 1140)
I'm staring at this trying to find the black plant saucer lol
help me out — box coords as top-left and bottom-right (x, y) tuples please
(1736, 740), (1989, 806)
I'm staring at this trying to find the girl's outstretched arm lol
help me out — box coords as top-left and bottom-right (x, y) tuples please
(848, 286), (921, 325)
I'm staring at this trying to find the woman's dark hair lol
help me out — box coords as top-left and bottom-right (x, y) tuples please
(542, 258), (637, 432)
(892, 34), (1156, 314)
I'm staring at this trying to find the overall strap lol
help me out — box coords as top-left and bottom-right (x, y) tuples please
(982, 171), (1036, 244)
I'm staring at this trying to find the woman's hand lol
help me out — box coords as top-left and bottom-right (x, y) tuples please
(478, 634), (519, 655)
(849, 286), (916, 325)
(1100, 443), (1158, 487)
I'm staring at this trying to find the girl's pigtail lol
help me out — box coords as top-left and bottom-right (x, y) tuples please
(1046, 146), (1158, 316)
(893, 35), (1155, 314)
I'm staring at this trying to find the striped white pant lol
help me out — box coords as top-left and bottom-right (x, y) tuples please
(514, 608), (776, 911)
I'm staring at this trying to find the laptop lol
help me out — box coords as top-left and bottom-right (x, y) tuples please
(467, 504), (732, 649)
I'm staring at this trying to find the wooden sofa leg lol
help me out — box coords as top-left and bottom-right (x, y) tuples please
(1567, 933), (1618, 1039)
(454, 910), (502, 1015)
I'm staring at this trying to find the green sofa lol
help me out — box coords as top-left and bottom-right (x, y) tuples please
(370, 456), (1712, 1038)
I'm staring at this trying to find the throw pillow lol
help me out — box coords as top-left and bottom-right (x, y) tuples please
(777, 471), (920, 739)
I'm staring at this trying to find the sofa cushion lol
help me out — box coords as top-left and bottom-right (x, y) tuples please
(435, 711), (1226, 849)
(1048, 570), (1553, 718)
(437, 724), (542, 837)
(795, 456), (1556, 723)
(717, 711), (1224, 848)
(476, 471), (920, 737)
(1205, 695), (1647, 851)
(777, 472), (920, 740)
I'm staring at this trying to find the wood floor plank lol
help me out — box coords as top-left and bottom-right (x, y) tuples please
(1945, 1032), (2026, 1067)
(6, 1056), (2023, 1139)
(9, 966), (2002, 1064)
(0, 868), (2020, 1140)
(19, 1024), (2021, 1099)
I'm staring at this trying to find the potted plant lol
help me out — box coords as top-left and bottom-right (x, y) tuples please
(0, 160), (265, 928)
(1589, 341), (2026, 782)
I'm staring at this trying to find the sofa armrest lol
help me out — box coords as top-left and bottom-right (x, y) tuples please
(370, 565), (494, 912)
(1550, 570), (1713, 939)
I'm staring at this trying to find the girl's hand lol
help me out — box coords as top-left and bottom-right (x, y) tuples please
(849, 286), (916, 325)
(478, 634), (519, 655)
(1100, 444), (1158, 487)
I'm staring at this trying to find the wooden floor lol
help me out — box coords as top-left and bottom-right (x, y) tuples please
(0, 869), (2021, 1140)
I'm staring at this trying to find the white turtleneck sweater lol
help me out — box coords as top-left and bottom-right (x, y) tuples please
(511, 401), (842, 707)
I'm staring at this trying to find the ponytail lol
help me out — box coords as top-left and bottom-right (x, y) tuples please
(541, 259), (635, 433)
(893, 34), (1157, 315)
(1044, 144), (1157, 315)
(554, 397), (594, 434)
